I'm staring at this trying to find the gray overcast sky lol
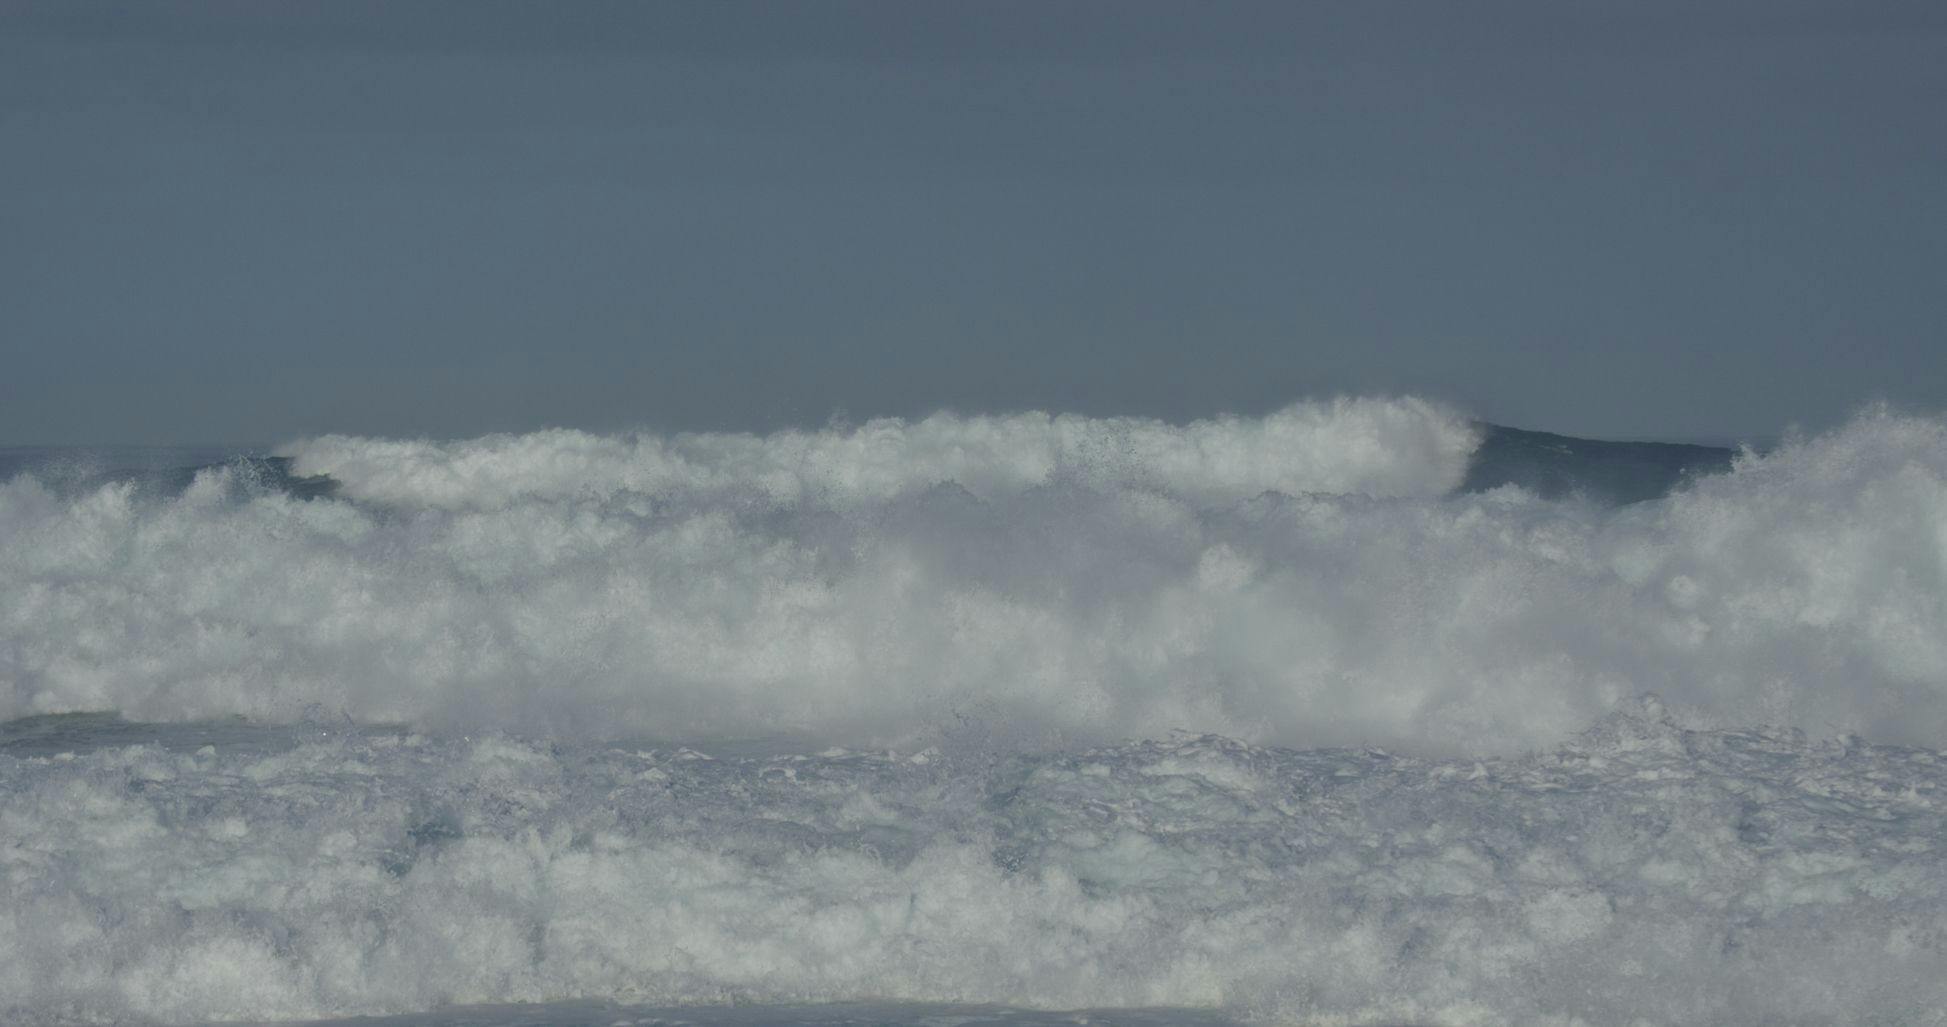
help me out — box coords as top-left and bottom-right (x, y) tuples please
(3, 2), (1944, 445)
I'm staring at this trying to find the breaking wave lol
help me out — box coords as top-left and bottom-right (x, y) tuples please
(2, 398), (1943, 752)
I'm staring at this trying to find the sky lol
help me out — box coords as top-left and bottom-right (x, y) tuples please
(3, 1), (1944, 446)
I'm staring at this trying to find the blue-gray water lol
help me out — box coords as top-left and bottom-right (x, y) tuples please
(271, 1002), (1245, 1026)
(3, 399), (1944, 1026)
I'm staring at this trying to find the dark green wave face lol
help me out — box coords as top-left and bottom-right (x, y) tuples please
(1458, 424), (1736, 505)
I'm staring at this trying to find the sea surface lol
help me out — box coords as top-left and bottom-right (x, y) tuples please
(3, 398), (1944, 1026)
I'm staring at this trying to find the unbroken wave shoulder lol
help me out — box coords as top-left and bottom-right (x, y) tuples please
(1459, 423), (1737, 505)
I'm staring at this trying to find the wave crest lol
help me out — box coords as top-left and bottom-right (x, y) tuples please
(280, 397), (1479, 509)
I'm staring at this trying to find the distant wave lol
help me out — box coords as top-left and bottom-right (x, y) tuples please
(2, 399), (1943, 752)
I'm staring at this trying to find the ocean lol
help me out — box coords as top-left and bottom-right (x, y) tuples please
(2, 397), (1943, 1026)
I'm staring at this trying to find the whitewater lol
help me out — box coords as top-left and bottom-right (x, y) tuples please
(2, 397), (1944, 1025)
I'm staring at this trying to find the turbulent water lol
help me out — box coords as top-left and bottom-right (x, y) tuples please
(3, 398), (1945, 1025)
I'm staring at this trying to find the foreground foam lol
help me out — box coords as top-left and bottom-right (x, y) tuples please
(2, 403), (1945, 751)
(2, 712), (1942, 1026)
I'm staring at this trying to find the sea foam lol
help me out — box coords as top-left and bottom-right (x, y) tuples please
(1, 713), (1942, 1025)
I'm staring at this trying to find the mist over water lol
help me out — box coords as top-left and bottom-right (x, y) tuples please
(4, 396), (1946, 1025)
